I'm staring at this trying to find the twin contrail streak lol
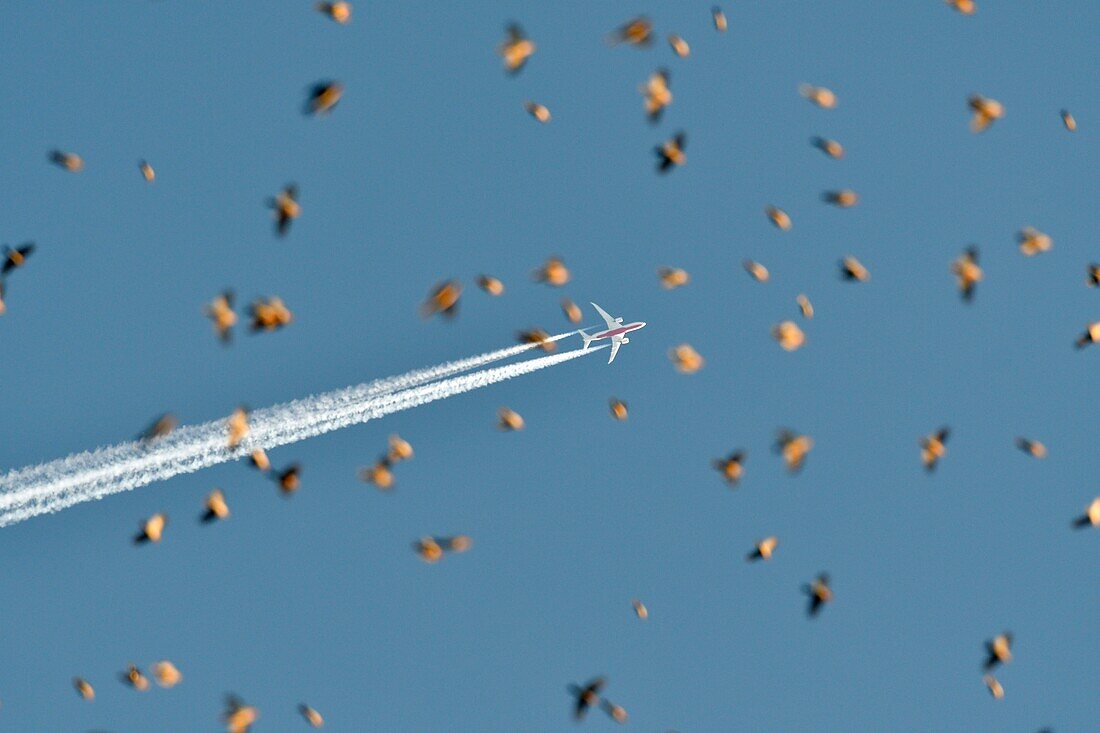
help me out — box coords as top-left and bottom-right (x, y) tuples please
(0, 337), (600, 527)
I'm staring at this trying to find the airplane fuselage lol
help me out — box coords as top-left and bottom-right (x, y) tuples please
(592, 322), (646, 340)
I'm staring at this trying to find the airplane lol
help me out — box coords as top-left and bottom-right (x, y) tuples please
(578, 302), (646, 364)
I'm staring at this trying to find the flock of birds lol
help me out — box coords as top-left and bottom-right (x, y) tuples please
(1, 1), (1097, 730)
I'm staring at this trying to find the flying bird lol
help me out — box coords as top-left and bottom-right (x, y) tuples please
(1075, 322), (1100, 348)
(822, 190), (859, 207)
(1086, 264), (1100, 287)
(983, 674), (1004, 700)
(632, 599), (648, 619)
(567, 677), (606, 720)
(800, 84), (837, 109)
(658, 266), (690, 289)
(153, 660), (182, 688)
(748, 536), (778, 561)
(1015, 437), (1046, 458)
(561, 298), (583, 324)
(499, 24), (536, 73)
(776, 430), (813, 472)
(204, 290), (237, 343)
(811, 137), (844, 159)
(227, 407), (250, 449)
(250, 296), (293, 332)
(532, 256), (570, 286)
(984, 633), (1013, 670)
(1018, 227), (1052, 256)
(641, 69), (672, 122)
(476, 274), (505, 295)
(772, 321), (805, 351)
(420, 280), (462, 319)
(139, 413), (177, 442)
(797, 294), (814, 319)
(267, 184), (300, 236)
(713, 450), (746, 486)
(744, 260), (769, 282)
(139, 160), (155, 182)
(299, 703), (325, 727)
(517, 328), (557, 352)
(655, 132), (686, 172)
(839, 256), (870, 282)
(134, 513), (167, 544)
(968, 94), (1004, 132)
(946, 0), (976, 15)
(248, 448), (271, 472)
(202, 489), (230, 522)
(765, 205), (792, 231)
(951, 246), (983, 301)
(360, 460), (395, 490)
(712, 7), (728, 32)
(920, 427), (950, 471)
(223, 695), (259, 733)
(121, 664), (150, 691)
(49, 149), (83, 172)
(73, 677), (95, 701)
(667, 34), (690, 58)
(1072, 497), (1100, 528)
(803, 573), (832, 616)
(1061, 109), (1077, 131)
(2, 243), (35, 275)
(274, 464), (302, 494)
(387, 434), (414, 463)
(609, 398), (628, 421)
(497, 407), (525, 431)
(305, 81), (344, 115)
(524, 101), (551, 123)
(315, 1), (351, 23)
(669, 344), (704, 373)
(607, 16), (652, 46)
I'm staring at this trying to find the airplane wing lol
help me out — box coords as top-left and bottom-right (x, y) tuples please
(590, 302), (621, 329)
(608, 335), (622, 364)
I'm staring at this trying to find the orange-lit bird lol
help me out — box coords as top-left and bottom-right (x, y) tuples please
(499, 24), (536, 73)
(134, 513), (167, 544)
(951, 246), (982, 301)
(655, 132), (686, 172)
(267, 184), (300, 236)
(713, 450), (746, 486)
(202, 489), (230, 522)
(920, 427), (950, 471)
(803, 573), (832, 616)
(420, 280), (462, 319)
(305, 81), (343, 115)
(204, 290), (237, 343)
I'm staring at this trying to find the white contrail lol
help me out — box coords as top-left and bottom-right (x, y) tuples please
(0, 332), (576, 490)
(0, 343), (601, 526)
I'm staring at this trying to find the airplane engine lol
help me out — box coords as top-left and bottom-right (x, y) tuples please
(621, 337), (630, 344)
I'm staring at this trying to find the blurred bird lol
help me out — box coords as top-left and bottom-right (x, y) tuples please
(968, 94), (1004, 132)
(772, 320), (805, 351)
(839, 256), (870, 282)
(920, 427), (950, 471)
(499, 24), (536, 73)
(631, 599), (648, 619)
(1061, 109), (1076, 131)
(134, 513), (167, 544)
(641, 69), (672, 122)
(274, 464), (302, 494)
(655, 132), (686, 172)
(299, 704), (325, 727)
(823, 190), (858, 207)
(765, 205), (792, 231)
(748, 536), (778, 561)
(204, 290), (237, 343)
(153, 660), (182, 688)
(744, 260), (769, 282)
(669, 344), (704, 373)
(1075, 322), (1100, 348)
(532, 256), (570, 286)
(359, 460), (394, 490)
(607, 16), (652, 46)
(524, 101), (551, 123)
(811, 136), (844, 159)
(802, 573), (832, 616)
(776, 430), (813, 472)
(140, 413), (177, 442)
(73, 677), (95, 701)
(2, 243), (35, 275)
(202, 489), (230, 522)
(477, 274), (505, 295)
(713, 450), (746, 486)
(223, 695), (259, 733)
(498, 407), (525, 431)
(387, 434), (414, 463)
(1018, 226), (1052, 256)
(658, 266), (690, 289)
(517, 328), (557, 352)
(983, 674), (1004, 700)
(420, 280), (462, 319)
(951, 246), (982, 301)
(984, 633), (1013, 670)
(609, 398), (628, 421)
(1072, 497), (1100, 528)
(568, 677), (606, 720)
(712, 7), (728, 32)
(249, 296), (292, 332)
(0, 280), (6, 316)
(121, 664), (150, 691)
(667, 34), (690, 58)
(797, 294), (814, 319)
(267, 184), (300, 236)
(946, 0), (976, 14)
(445, 535), (472, 553)
(1087, 264), (1100, 287)
(305, 81), (343, 115)
(1015, 437), (1046, 458)
(315, 1), (351, 23)
(601, 699), (629, 724)
(249, 448), (271, 472)
(800, 84), (837, 109)
(561, 298), (582, 323)
(49, 149), (83, 172)
(139, 160), (155, 182)
(227, 407), (250, 449)
(414, 537), (443, 563)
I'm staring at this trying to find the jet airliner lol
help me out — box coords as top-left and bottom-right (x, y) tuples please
(578, 303), (646, 364)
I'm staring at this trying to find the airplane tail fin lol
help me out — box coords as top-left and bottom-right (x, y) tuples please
(578, 328), (595, 350)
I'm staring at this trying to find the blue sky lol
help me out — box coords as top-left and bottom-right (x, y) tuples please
(0, 1), (1097, 730)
